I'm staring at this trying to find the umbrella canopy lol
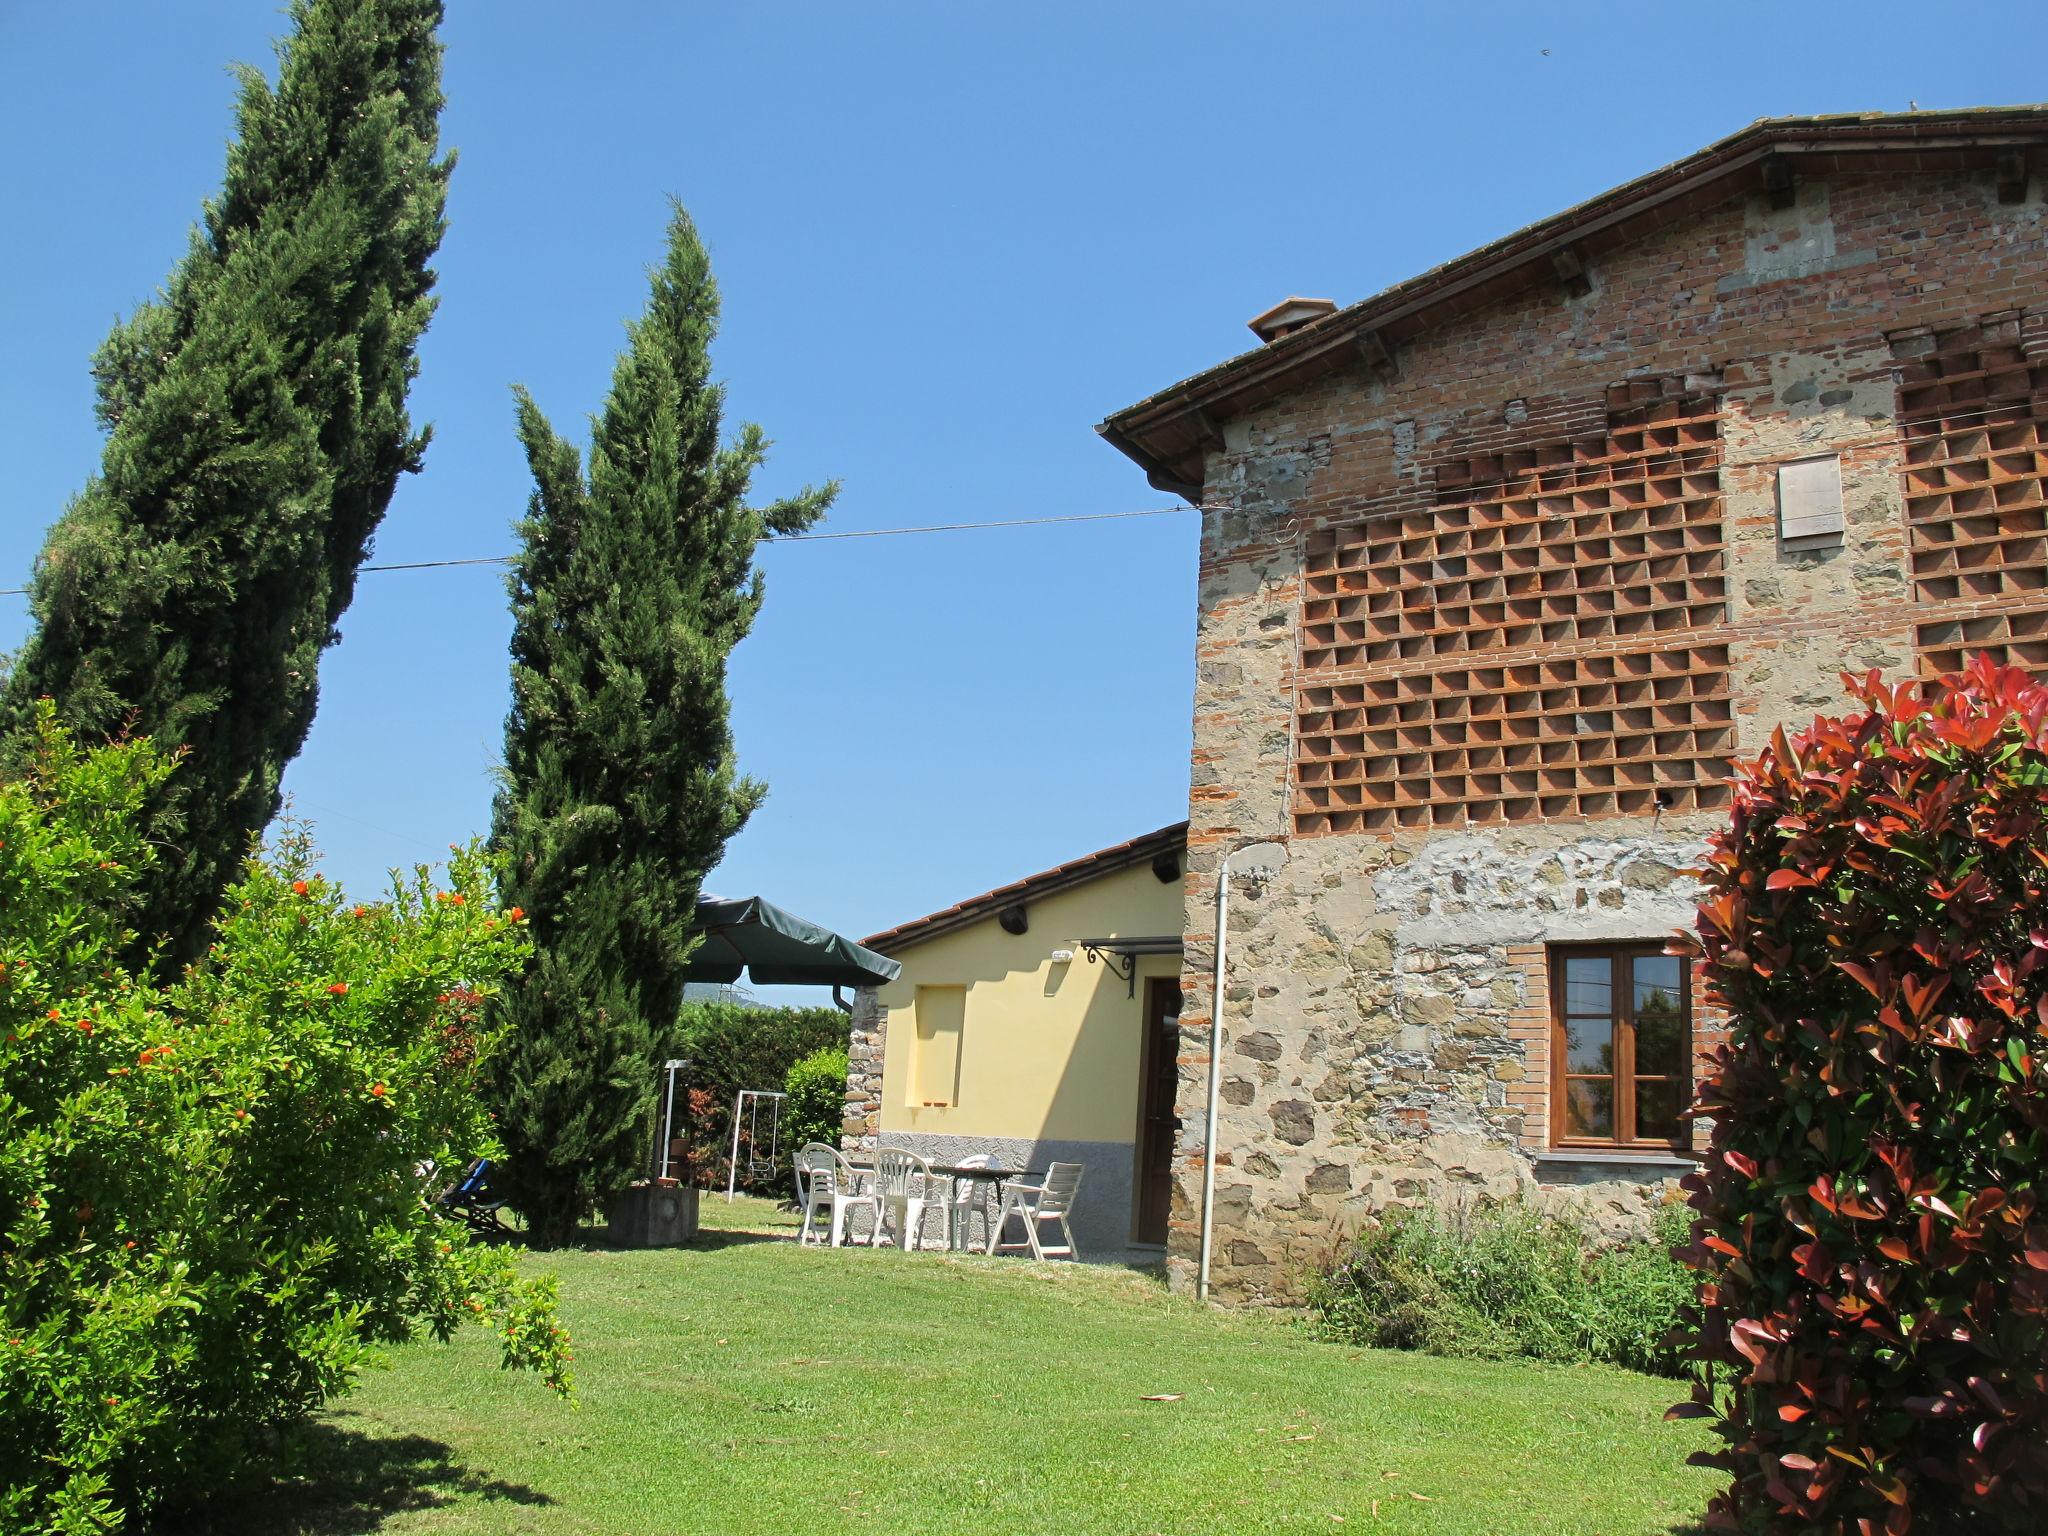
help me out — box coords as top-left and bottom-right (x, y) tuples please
(682, 895), (902, 989)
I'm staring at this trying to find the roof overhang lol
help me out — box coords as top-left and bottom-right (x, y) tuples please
(1098, 106), (2048, 500)
(864, 822), (1189, 955)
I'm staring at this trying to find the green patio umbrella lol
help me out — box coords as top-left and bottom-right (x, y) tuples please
(683, 895), (902, 989)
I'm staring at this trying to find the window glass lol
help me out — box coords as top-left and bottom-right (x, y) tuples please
(1636, 1079), (1682, 1140)
(1563, 954), (1612, 1015)
(1562, 1016), (1614, 1073)
(1565, 1078), (1614, 1138)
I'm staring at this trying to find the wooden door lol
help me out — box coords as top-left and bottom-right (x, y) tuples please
(1134, 977), (1183, 1245)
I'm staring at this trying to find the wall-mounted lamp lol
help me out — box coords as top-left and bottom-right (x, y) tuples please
(1048, 948), (1075, 964)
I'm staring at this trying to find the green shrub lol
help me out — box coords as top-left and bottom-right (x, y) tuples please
(1677, 658), (2048, 1533)
(675, 1002), (847, 1191)
(783, 1046), (851, 1167)
(0, 713), (569, 1533)
(1310, 1195), (1694, 1377)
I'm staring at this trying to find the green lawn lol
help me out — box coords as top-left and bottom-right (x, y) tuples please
(238, 1197), (1714, 1535)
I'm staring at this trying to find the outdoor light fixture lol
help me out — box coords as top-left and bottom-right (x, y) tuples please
(1049, 948), (1075, 963)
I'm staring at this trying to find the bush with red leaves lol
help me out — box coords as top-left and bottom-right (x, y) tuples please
(1675, 655), (2048, 1533)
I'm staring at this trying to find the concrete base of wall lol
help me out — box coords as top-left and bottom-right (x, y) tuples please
(877, 1133), (1144, 1265)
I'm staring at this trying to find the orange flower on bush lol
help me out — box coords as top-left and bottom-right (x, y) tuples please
(291, 880), (310, 896)
(327, 982), (348, 996)
(370, 1083), (387, 1098)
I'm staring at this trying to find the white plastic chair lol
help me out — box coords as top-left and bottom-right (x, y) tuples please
(872, 1147), (939, 1250)
(795, 1143), (877, 1247)
(943, 1153), (993, 1251)
(989, 1161), (1084, 1260)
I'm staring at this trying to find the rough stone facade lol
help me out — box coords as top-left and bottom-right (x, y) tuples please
(840, 986), (885, 1153)
(1144, 146), (2048, 1301)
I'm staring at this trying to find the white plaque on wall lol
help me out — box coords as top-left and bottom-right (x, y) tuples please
(1777, 455), (1845, 546)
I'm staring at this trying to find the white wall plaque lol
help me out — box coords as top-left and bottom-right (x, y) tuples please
(1777, 455), (1845, 546)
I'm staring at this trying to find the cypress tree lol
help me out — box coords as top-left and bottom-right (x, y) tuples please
(2, 0), (451, 965)
(490, 206), (832, 1246)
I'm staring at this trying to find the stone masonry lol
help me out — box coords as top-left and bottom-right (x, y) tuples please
(840, 986), (885, 1154)
(1104, 115), (2048, 1302)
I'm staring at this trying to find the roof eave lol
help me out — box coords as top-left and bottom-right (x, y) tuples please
(863, 821), (1189, 956)
(1097, 106), (2048, 496)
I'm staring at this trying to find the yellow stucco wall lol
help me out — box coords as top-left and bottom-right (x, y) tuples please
(875, 859), (1185, 1146)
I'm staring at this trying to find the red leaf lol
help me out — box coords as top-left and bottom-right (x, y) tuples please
(1767, 869), (1819, 891)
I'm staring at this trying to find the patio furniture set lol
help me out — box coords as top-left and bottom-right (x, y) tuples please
(794, 1143), (1084, 1260)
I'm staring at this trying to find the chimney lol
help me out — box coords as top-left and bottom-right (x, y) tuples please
(1247, 296), (1339, 344)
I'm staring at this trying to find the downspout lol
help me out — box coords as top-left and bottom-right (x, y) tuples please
(1197, 849), (1239, 1303)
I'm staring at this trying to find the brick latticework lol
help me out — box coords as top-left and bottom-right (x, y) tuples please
(1295, 387), (1735, 833)
(1102, 113), (2048, 1303)
(1896, 317), (2048, 675)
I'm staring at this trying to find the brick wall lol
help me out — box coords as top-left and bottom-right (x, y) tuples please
(1171, 160), (2048, 1301)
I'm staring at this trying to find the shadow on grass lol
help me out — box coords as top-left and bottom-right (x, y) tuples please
(164, 1416), (552, 1535)
(685, 1228), (792, 1251)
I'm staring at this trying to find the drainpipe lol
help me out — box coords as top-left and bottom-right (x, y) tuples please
(1197, 848), (1241, 1303)
(1196, 838), (1284, 1302)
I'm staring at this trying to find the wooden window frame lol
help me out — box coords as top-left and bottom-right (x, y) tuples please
(1547, 941), (1690, 1151)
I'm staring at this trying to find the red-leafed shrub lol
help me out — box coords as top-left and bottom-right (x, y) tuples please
(1676, 656), (2048, 1533)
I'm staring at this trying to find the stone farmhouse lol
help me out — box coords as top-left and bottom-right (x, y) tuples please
(1088, 107), (2048, 1301)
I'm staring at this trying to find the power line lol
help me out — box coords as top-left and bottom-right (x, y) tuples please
(0, 504), (1200, 596)
(6, 383), (2043, 598)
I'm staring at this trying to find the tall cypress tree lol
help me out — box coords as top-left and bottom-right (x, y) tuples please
(2, 0), (451, 965)
(491, 206), (832, 1246)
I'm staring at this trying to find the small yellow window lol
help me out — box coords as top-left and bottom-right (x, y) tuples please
(910, 985), (965, 1107)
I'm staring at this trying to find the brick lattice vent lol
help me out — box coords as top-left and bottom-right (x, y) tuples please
(1294, 385), (1735, 834)
(1897, 319), (2048, 676)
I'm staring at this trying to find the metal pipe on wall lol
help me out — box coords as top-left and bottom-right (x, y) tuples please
(1197, 849), (1238, 1302)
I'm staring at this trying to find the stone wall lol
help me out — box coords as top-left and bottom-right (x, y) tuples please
(840, 986), (884, 1153)
(1168, 161), (2047, 1302)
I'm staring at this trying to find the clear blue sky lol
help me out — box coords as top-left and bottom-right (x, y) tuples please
(3, 4), (2043, 996)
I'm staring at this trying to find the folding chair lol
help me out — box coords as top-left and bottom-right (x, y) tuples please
(989, 1161), (1084, 1260)
(436, 1158), (511, 1240)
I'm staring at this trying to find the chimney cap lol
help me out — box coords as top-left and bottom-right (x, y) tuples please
(1248, 295), (1339, 343)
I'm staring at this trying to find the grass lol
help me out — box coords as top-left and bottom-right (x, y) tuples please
(230, 1196), (1714, 1536)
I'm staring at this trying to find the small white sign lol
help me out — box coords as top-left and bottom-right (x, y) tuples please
(1777, 455), (1845, 546)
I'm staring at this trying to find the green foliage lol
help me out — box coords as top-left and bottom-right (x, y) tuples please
(0, 712), (567, 1534)
(1, 0), (452, 969)
(1677, 657), (2048, 1533)
(783, 1047), (851, 1165)
(675, 1002), (847, 1190)
(488, 203), (834, 1246)
(1310, 1197), (1695, 1377)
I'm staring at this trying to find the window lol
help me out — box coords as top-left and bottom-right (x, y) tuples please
(1550, 945), (1689, 1148)
(910, 985), (964, 1107)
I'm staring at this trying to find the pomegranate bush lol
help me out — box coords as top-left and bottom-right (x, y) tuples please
(0, 714), (568, 1533)
(1677, 657), (2048, 1533)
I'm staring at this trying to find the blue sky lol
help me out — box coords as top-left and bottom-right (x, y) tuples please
(3, 4), (2043, 997)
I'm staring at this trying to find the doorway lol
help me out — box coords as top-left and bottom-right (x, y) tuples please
(1134, 976), (1183, 1245)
